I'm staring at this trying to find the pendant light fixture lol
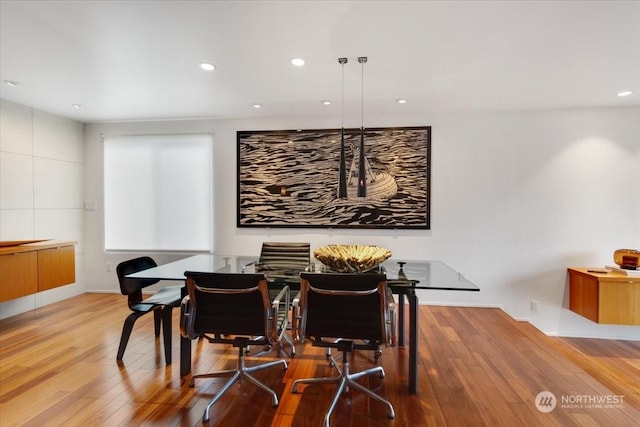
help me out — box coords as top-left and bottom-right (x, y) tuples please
(357, 56), (368, 197)
(337, 58), (348, 198)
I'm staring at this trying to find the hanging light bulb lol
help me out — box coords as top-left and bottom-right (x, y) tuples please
(357, 56), (368, 197)
(337, 58), (348, 198)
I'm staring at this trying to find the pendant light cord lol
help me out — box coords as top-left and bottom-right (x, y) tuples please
(338, 57), (348, 128)
(342, 61), (345, 129)
(361, 59), (364, 128)
(358, 57), (367, 128)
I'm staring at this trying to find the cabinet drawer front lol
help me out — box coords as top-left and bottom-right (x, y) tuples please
(37, 246), (75, 292)
(0, 252), (38, 302)
(599, 281), (640, 325)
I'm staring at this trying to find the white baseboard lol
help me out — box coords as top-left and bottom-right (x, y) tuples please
(420, 301), (504, 310)
(553, 331), (640, 340)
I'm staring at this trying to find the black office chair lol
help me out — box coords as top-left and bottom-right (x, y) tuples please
(257, 241), (311, 348)
(258, 241), (311, 272)
(180, 271), (288, 424)
(292, 272), (396, 427)
(115, 256), (182, 364)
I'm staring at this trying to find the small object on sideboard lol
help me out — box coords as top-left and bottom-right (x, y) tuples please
(605, 265), (640, 277)
(613, 248), (640, 269)
(0, 239), (49, 248)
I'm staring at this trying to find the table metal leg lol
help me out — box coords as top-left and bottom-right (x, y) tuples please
(180, 335), (191, 377)
(408, 289), (418, 394)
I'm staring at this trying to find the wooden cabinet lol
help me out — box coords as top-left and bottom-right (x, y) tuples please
(0, 240), (75, 302)
(568, 268), (640, 325)
(0, 251), (38, 302)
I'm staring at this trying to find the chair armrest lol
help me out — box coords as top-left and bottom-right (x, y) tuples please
(241, 260), (257, 272)
(272, 285), (289, 308)
(180, 295), (198, 340)
(291, 291), (301, 341)
(292, 291), (300, 308)
(270, 285), (290, 341)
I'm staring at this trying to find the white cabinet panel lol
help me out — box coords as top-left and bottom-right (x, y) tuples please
(34, 158), (83, 209)
(0, 100), (32, 155)
(0, 152), (34, 209)
(0, 210), (34, 240)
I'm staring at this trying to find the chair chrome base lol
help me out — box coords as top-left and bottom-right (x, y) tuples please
(191, 338), (288, 423)
(291, 342), (395, 427)
(278, 330), (296, 357)
(261, 330), (296, 358)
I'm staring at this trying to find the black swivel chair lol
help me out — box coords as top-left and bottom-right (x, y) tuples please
(116, 256), (182, 364)
(180, 271), (288, 424)
(257, 241), (311, 349)
(292, 272), (396, 427)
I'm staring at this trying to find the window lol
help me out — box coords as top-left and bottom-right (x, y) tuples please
(104, 134), (212, 251)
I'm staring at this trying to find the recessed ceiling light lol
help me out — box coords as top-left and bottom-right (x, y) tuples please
(200, 62), (216, 71)
(291, 58), (305, 67)
(3, 80), (21, 87)
(617, 90), (633, 97)
(252, 103), (262, 109)
(321, 100), (331, 105)
(72, 104), (83, 109)
(396, 99), (407, 104)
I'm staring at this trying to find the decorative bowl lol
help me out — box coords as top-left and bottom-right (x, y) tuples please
(313, 244), (392, 273)
(613, 249), (640, 269)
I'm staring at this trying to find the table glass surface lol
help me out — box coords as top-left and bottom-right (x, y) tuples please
(127, 254), (479, 292)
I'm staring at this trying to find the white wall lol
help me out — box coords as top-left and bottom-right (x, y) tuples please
(82, 106), (640, 340)
(0, 99), (85, 319)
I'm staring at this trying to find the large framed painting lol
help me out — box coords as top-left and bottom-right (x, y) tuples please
(237, 126), (431, 229)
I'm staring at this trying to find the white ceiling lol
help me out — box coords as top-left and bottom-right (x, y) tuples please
(1, 0), (638, 123)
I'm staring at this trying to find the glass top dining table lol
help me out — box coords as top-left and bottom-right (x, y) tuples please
(128, 254), (479, 290)
(128, 254), (479, 394)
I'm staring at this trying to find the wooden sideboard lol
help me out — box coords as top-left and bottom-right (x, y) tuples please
(567, 267), (640, 326)
(0, 240), (76, 303)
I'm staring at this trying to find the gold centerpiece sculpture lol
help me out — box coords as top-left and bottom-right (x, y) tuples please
(313, 244), (392, 273)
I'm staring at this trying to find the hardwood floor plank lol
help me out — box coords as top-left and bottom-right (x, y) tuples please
(0, 294), (638, 427)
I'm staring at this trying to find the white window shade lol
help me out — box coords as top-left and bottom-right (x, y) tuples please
(104, 134), (212, 251)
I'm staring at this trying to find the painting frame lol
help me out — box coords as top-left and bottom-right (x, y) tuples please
(237, 126), (431, 229)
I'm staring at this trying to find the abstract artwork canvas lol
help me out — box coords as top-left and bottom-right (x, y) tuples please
(237, 126), (431, 229)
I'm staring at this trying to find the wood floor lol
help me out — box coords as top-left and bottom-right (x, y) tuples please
(0, 293), (638, 427)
